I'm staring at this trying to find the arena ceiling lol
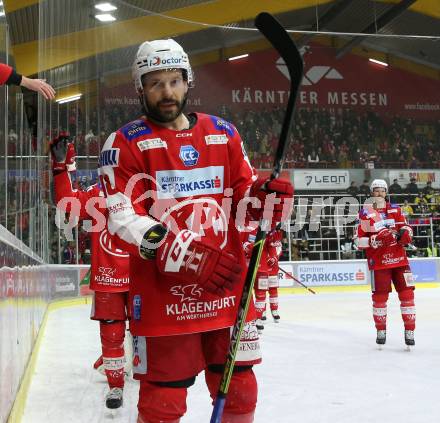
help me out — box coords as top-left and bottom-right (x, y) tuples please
(3, 0), (440, 92)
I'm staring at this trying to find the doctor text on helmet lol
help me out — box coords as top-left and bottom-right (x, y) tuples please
(148, 56), (183, 68)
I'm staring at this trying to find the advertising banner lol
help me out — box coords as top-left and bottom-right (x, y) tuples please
(50, 267), (79, 298)
(408, 258), (437, 282)
(388, 170), (440, 188)
(293, 170), (350, 190)
(278, 263), (295, 287)
(296, 262), (368, 286)
(103, 42), (440, 120)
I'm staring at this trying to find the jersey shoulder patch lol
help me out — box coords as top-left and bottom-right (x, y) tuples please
(207, 114), (236, 137)
(120, 119), (152, 141)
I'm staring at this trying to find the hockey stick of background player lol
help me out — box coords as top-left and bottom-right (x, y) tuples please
(279, 267), (317, 294)
(210, 12), (304, 423)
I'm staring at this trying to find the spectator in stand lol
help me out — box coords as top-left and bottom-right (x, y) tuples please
(346, 181), (359, 197)
(389, 179), (403, 204)
(422, 181), (435, 196)
(414, 192), (429, 215)
(429, 191), (440, 215)
(62, 242), (76, 264)
(80, 248), (91, 265)
(405, 177), (419, 203)
(401, 200), (414, 218)
(358, 180), (370, 199)
(307, 149), (319, 167)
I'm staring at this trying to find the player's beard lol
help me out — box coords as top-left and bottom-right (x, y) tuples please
(142, 93), (188, 124)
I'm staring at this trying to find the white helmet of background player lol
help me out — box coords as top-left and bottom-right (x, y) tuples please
(132, 38), (194, 93)
(370, 179), (388, 192)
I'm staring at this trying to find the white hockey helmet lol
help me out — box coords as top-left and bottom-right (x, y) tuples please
(132, 39), (193, 93)
(370, 179), (388, 192)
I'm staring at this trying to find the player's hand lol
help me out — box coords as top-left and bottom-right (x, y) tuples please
(398, 227), (412, 246)
(371, 228), (397, 248)
(156, 229), (242, 296)
(250, 177), (294, 227)
(50, 133), (76, 172)
(267, 257), (277, 267)
(20, 76), (56, 100)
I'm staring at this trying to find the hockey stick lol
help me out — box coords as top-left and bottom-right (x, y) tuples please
(210, 12), (304, 423)
(279, 267), (316, 294)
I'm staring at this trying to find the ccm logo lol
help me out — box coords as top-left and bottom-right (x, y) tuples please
(176, 133), (192, 137)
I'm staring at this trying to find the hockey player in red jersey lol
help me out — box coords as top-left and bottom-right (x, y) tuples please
(243, 224), (283, 333)
(51, 134), (131, 408)
(99, 38), (294, 423)
(356, 179), (416, 347)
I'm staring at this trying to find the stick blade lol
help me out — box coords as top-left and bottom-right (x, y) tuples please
(255, 12), (303, 89)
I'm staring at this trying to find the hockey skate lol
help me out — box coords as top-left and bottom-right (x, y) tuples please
(256, 319), (264, 334)
(261, 311), (267, 321)
(271, 309), (280, 323)
(404, 330), (415, 349)
(376, 330), (386, 348)
(105, 387), (123, 409)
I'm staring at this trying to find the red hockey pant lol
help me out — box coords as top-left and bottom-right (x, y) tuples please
(371, 266), (416, 331)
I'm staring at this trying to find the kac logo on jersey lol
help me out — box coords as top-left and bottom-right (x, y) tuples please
(179, 145), (199, 167)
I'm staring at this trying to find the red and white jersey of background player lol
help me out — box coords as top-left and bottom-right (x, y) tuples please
(261, 230), (283, 276)
(100, 112), (257, 337)
(54, 171), (130, 292)
(240, 227), (283, 276)
(356, 202), (412, 271)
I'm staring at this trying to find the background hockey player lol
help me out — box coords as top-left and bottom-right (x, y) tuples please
(51, 134), (131, 409)
(99, 38), (293, 422)
(356, 179), (416, 347)
(244, 224), (283, 333)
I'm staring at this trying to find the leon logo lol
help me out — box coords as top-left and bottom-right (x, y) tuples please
(179, 145), (199, 166)
(170, 284), (203, 302)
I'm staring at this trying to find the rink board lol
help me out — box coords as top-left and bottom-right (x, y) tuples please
(279, 257), (440, 287)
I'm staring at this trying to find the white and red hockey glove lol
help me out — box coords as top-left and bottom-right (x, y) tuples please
(142, 226), (242, 296)
(50, 133), (76, 172)
(370, 228), (397, 249)
(243, 241), (254, 259)
(397, 227), (413, 246)
(249, 177), (294, 228)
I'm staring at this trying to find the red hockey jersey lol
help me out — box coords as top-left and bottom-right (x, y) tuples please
(0, 63), (13, 85)
(356, 202), (412, 270)
(263, 230), (283, 276)
(100, 113), (256, 337)
(241, 227), (282, 275)
(54, 171), (130, 292)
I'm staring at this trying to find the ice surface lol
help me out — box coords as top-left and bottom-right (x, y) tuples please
(22, 289), (440, 422)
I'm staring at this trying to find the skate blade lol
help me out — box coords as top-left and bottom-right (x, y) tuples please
(377, 345), (383, 351)
(405, 345), (413, 352)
